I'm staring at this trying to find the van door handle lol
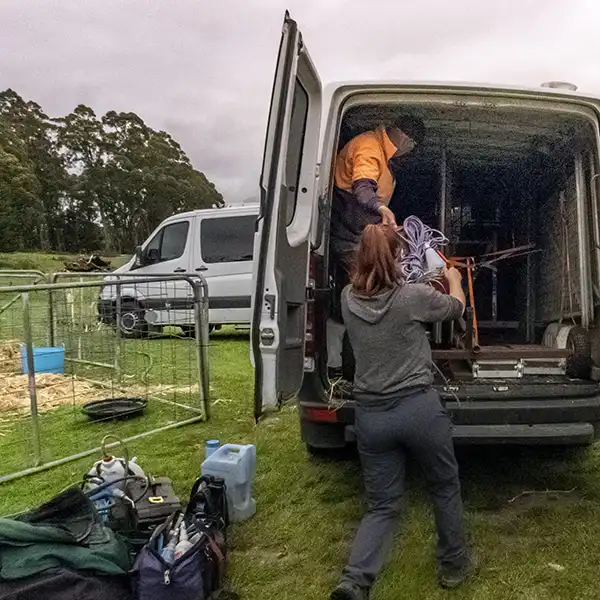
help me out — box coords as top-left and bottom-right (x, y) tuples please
(195, 266), (208, 272)
(173, 267), (186, 273)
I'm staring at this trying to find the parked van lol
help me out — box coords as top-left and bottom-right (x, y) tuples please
(251, 12), (600, 452)
(99, 204), (258, 336)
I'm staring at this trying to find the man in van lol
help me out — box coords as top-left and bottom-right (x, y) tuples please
(328, 116), (426, 385)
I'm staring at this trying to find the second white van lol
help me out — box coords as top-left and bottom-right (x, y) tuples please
(98, 204), (258, 336)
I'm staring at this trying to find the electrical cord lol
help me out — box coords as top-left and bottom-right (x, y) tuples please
(431, 360), (462, 408)
(398, 216), (448, 283)
(82, 474), (148, 500)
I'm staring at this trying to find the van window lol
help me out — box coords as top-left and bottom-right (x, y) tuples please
(285, 81), (309, 225)
(145, 221), (189, 263)
(201, 215), (256, 263)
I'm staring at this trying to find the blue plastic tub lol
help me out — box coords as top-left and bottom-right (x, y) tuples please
(20, 345), (65, 375)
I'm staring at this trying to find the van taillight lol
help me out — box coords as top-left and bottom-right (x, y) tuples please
(306, 407), (338, 423)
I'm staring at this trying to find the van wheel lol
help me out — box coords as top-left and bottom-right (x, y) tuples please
(117, 300), (147, 339)
(566, 327), (592, 379)
(306, 443), (355, 460)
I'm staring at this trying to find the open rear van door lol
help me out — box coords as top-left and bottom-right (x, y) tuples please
(252, 12), (322, 419)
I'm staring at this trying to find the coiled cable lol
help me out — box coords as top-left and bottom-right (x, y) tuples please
(398, 216), (448, 283)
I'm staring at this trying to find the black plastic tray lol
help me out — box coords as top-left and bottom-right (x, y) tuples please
(82, 397), (147, 421)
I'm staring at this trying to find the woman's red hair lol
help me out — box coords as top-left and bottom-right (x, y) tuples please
(351, 224), (403, 296)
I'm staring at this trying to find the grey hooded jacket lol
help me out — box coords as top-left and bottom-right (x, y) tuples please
(341, 283), (463, 405)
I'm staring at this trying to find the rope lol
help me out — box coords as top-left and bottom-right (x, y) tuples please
(398, 216), (448, 283)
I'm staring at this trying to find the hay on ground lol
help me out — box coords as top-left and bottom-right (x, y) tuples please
(0, 373), (108, 414)
(0, 341), (21, 374)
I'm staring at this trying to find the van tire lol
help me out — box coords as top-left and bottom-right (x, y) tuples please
(117, 300), (147, 339)
(566, 327), (592, 379)
(306, 444), (349, 459)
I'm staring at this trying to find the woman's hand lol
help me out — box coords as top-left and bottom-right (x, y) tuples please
(443, 266), (466, 310)
(378, 205), (396, 227)
(443, 266), (462, 284)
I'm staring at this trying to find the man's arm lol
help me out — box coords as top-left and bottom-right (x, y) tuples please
(353, 180), (396, 226)
(350, 152), (396, 226)
(352, 177), (380, 213)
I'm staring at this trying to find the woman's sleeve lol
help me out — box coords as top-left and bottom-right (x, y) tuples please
(410, 284), (464, 323)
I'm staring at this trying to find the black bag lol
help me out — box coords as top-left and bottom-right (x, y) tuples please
(186, 475), (229, 530)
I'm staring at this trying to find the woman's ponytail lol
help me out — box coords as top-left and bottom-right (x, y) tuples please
(351, 224), (403, 296)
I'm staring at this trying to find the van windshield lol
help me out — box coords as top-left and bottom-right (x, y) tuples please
(200, 215), (256, 263)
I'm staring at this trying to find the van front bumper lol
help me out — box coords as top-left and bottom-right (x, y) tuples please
(97, 299), (114, 324)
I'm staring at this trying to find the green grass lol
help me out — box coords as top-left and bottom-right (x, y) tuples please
(2, 254), (600, 598)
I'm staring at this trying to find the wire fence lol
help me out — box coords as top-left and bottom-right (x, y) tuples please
(0, 273), (210, 483)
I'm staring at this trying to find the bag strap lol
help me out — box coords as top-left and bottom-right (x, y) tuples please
(207, 533), (226, 580)
(206, 536), (238, 600)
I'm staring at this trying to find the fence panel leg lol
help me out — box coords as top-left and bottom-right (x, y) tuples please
(194, 292), (210, 420)
(22, 291), (42, 467)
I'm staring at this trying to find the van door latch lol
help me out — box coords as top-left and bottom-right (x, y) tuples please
(264, 293), (276, 319)
(306, 284), (330, 301)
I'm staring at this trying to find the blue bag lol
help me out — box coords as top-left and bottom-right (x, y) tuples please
(131, 512), (227, 600)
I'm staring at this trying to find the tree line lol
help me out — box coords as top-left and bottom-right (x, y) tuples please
(0, 89), (223, 254)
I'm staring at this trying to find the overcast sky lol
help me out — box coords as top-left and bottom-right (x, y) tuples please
(1, 0), (599, 202)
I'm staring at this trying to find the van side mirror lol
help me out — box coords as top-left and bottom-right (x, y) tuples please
(134, 245), (143, 268)
(146, 248), (160, 265)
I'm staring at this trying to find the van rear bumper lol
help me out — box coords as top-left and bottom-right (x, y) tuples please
(298, 392), (600, 446)
(339, 423), (595, 445)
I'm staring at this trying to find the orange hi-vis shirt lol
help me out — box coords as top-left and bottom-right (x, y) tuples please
(334, 126), (399, 206)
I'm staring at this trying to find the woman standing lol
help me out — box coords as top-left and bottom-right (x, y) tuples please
(330, 224), (477, 600)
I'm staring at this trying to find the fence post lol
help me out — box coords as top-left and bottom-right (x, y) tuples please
(47, 289), (55, 347)
(193, 282), (210, 420)
(115, 281), (122, 384)
(22, 292), (42, 467)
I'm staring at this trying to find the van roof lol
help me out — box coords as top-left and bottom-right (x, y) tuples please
(324, 80), (600, 103)
(163, 203), (259, 222)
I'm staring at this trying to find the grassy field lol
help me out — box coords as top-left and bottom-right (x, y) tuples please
(1, 255), (600, 598)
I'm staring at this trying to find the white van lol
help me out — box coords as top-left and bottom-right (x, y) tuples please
(99, 204), (258, 336)
(251, 12), (600, 452)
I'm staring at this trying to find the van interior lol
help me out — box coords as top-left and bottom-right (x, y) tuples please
(331, 101), (599, 384)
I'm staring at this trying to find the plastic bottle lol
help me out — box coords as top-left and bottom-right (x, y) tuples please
(86, 455), (145, 493)
(174, 523), (193, 560)
(424, 245), (446, 274)
(161, 531), (178, 565)
(205, 440), (220, 458)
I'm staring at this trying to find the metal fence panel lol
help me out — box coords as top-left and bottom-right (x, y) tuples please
(0, 274), (209, 483)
